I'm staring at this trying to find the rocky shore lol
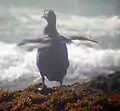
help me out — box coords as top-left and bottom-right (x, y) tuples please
(0, 72), (120, 111)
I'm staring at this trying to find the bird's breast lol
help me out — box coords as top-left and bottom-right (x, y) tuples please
(36, 41), (68, 67)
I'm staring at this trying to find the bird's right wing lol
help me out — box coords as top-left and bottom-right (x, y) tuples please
(17, 36), (50, 46)
(17, 36), (51, 51)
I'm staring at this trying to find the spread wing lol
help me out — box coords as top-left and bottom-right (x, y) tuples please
(59, 35), (99, 44)
(70, 35), (99, 44)
(17, 35), (51, 51)
(17, 35), (50, 46)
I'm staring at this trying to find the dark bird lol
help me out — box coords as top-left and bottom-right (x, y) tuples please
(17, 9), (98, 90)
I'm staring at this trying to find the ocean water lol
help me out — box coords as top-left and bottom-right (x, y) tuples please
(0, 0), (120, 90)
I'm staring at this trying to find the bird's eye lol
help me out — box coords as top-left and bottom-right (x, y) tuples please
(44, 9), (49, 13)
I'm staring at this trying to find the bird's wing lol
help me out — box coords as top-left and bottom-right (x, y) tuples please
(58, 35), (98, 44)
(17, 38), (42, 46)
(69, 35), (99, 44)
(17, 35), (51, 51)
(17, 35), (50, 46)
(59, 35), (98, 44)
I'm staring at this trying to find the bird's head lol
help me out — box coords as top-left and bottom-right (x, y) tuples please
(42, 9), (56, 25)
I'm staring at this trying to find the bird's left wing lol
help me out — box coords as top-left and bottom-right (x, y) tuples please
(59, 35), (99, 44)
(69, 35), (99, 44)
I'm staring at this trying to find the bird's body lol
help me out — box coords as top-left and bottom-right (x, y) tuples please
(35, 9), (69, 89)
(36, 34), (69, 84)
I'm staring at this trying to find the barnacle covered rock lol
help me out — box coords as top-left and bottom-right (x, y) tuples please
(0, 80), (120, 111)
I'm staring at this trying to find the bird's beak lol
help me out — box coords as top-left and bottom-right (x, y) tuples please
(41, 14), (45, 18)
(41, 14), (47, 19)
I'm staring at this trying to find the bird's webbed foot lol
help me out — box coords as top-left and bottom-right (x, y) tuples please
(38, 84), (47, 90)
(38, 76), (47, 90)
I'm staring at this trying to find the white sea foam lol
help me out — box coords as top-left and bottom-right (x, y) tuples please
(58, 15), (120, 37)
(9, 8), (120, 38)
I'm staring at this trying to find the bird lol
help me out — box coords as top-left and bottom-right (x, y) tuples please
(17, 9), (98, 90)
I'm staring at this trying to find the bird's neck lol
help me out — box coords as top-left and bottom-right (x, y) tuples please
(47, 23), (56, 31)
(47, 21), (56, 28)
(44, 22), (59, 37)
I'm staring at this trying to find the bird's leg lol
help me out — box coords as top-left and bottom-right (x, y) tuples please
(38, 76), (45, 90)
(41, 76), (45, 89)
(60, 80), (63, 88)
